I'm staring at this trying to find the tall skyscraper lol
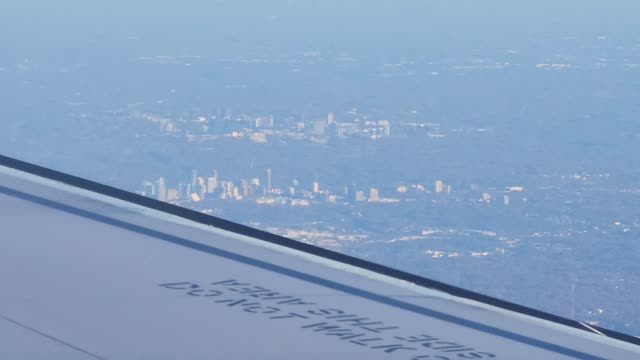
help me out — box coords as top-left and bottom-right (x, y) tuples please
(143, 182), (155, 197)
(156, 177), (167, 202)
(312, 121), (326, 136)
(266, 168), (272, 191)
(191, 169), (198, 194)
(197, 177), (206, 200)
(207, 177), (218, 193)
(435, 180), (444, 193)
(241, 179), (250, 197)
(378, 120), (391, 137)
(167, 189), (178, 202)
(369, 188), (380, 202)
(313, 181), (320, 193)
(327, 112), (335, 125)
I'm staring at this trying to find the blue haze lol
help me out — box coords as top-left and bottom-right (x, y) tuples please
(1, 1), (640, 334)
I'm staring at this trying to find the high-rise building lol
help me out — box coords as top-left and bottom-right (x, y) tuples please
(355, 191), (366, 202)
(222, 181), (234, 196)
(504, 195), (510, 205)
(207, 177), (218, 193)
(167, 189), (178, 202)
(369, 188), (380, 202)
(241, 179), (250, 197)
(313, 181), (320, 193)
(312, 121), (326, 136)
(378, 120), (391, 137)
(266, 168), (272, 191)
(156, 177), (167, 202)
(191, 170), (198, 192)
(197, 177), (206, 200)
(267, 115), (275, 128)
(327, 112), (335, 125)
(143, 182), (155, 197)
(435, 180), (444, 193)
(482, 193), (492, 202)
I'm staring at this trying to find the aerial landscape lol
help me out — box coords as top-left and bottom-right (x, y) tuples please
(1, 1), (639, 335)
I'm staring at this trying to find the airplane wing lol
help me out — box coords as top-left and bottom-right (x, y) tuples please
(1, 154), (638, 360)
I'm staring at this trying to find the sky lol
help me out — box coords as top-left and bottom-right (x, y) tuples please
(2, 1), (640, 57)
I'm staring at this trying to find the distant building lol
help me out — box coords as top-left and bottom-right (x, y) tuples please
(222, 181), (234, 196)
(241, 179), (250, 197)
(482, 193), (492, 202)
(266, 168), (272, 191)
(197, 177), (207, 200)
(355, 191), (366, 202)
(313, 181), (320, 193)
(207, 177), (218, 193)
(327, 112), (335, 125)
(369, 188), (380, 202)
(312, 121), (326, 136)
(143, 182), (155, 197)
(291, 199), (310, 207)
(191, 170), (198, 194)
(504, 195), (510, 205)
(167, 189), (178, 202)
(266, 115), (275, 128)
(435, 180), (444, 193)
(156, 177), (167, 202)
(378, 120), (391, 137)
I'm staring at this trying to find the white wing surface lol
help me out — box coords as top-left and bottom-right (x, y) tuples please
(0, 155), (638, 360)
